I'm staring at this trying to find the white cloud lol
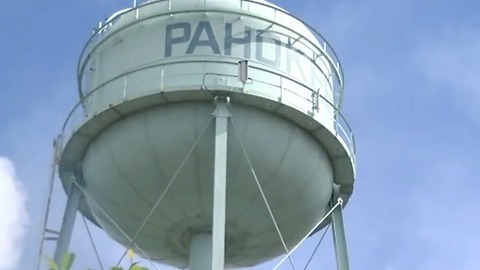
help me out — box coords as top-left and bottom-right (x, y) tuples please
(0, 157), (29, 270)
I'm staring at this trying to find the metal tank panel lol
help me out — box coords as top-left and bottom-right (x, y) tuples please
(81, 0), (339, 132)
(82, 102), (333, 267)
(58, 0), (356, 268)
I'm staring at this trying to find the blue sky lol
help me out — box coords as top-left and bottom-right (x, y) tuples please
(0, 0), (479, 269)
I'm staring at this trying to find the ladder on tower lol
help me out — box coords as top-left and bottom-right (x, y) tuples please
(35, 135), (63, 270)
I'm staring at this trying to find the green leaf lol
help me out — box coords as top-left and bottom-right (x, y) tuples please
(128, 263), (149, 270)
(110, 267), (124, 270)
(46, 256), (58, 270)
(61, 253), (75, 270)
(130, 266), (149, 270)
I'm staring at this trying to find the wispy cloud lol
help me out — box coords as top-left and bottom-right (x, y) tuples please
(0, 157), (28, 270)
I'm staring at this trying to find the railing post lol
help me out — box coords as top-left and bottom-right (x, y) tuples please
(311, 90), (319, 116)
(279, 76), (283, 102)
(160, 67), (164, 92)
(123, 77), (128, 101)
(92, 86), (97, 116)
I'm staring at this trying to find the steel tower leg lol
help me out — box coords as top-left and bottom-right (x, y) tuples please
(331, 185), (350, 270)
(211, 97), (230, 270)
(189, 233), (213, 270)
(53, 174), (82, 265)
(190, 97), (230, 270)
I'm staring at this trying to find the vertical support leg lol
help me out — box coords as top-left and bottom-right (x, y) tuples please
(189, 97), (230, 270)
(53, 175), (82, 265)
(189, 233), (213, 270)
(331, 185), (350, 270)
(212, 97), (230, 270)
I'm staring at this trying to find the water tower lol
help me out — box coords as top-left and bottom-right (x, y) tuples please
(38, 0), (356, 269)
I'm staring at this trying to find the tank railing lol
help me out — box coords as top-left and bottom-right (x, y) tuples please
(76, 0), (344, 108)
(132, 0), (344, 89)
(79, 7), (340, 97)
(87, 0), (343, 83)
(80, 54), (331, 119)
(202, 72), (317, 115)
(248, 28), (336, 94)
(201, 70), (355, 162)
(63, 61), (355, 167)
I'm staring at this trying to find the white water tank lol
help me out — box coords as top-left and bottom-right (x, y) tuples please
(58, 0), (355, 268)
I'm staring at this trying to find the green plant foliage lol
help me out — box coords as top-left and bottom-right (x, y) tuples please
(61, 253), (75, 270)
(130, 265), (149, 270)
(46, 257), (58, 270)
(46, 253), (75, 270)
(46, 252), (151, 270)
(108, 265), (150, 270)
